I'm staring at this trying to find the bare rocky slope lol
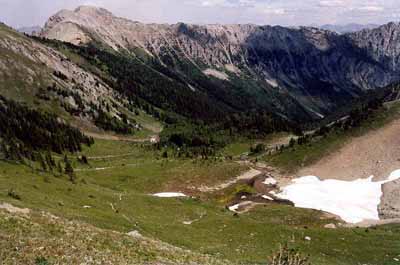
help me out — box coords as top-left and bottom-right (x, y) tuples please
(41, 6), (400, 120)
(0, 22), (157, 138)
(297, 118), (400, 182)
(379, 179), (400, 219)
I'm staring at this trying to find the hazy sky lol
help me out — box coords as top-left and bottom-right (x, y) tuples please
(1, 0), (400, 28)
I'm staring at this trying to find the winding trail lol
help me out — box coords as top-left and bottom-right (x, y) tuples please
(197, 168), (262, 192)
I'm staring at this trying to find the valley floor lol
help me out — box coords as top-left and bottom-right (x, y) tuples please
(0, 139), (400, 265)
(2, 104), (400, 264)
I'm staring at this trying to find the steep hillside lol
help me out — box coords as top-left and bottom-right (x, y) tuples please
(0, 207), (229, 265)
(297, 101), (400, 181)
(349, 22), (400, 72)
(0, 23), (161, 140)
(41, 6), (400, 120)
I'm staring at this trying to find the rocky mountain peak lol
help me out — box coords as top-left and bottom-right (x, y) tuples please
(348, 22), (400, 71)
(74, 5), (114, 18)
(40, 6), (400, 118)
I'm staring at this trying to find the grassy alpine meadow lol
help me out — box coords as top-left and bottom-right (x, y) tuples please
(1, 138), (400, 265)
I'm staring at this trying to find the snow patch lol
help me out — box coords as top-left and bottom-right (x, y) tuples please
(276, 170), (400, 223)
(262, 195), (274, 201)
(228, 201), (253, 213)
(152, 192), (187, 198)
(225, 64), (241, 74)
(265, 78), (278, 88)
(304, 106), (325, 119)
(263, 177), (277, 185)
(228, 203), (241, 212)
(203, 68), (229, 80)
(188, 84), (196, 92)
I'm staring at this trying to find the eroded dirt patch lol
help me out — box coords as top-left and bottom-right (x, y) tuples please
(297, 119), (400, 181)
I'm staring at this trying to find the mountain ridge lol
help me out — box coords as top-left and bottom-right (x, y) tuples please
(319, 23), (380, 34)
(39, 6), (400, 121)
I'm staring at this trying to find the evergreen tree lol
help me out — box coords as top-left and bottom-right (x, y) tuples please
(39, 154), (47, 172)
(64, 156), (75, 183)
(57, 161), (63, 175)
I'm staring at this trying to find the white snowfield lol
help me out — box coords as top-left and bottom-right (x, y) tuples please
(152, 192), (187, 198)
(276, 170), (400, 223)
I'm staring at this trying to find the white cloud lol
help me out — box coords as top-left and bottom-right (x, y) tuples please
(201, 0), (227, 7)
(319, 0), (346, 7)
(357, 5), (384, 12)
(262, 8), (286, 15)
(199, 0), (255, 7)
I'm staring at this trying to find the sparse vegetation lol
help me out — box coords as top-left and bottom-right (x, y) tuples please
(7, 189), (21, 200)
(35, 257), (50, 265)
(269, 245), (310, 265)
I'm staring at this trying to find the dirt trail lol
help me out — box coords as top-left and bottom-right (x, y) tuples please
(197, 168), (262, 192)
(297, 118), (400, 181)
(84, 131), (155, 142)
(87, 152), (138, 160)
(0, 203), (30, 214)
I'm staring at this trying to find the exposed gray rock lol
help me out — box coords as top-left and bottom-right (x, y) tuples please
(40, 6), (400, 118)
(324, 223), (337, 229)
(0, 23), (134, 130)
(379, 179), (400, 219)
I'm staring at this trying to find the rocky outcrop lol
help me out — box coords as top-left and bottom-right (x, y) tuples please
(379, 179), (400, 219)
(40, 6), (400, 118)
(348, 22), (400, 72)
(0, 24), (114, 107)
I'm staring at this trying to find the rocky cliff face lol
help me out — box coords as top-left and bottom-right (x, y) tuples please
(348, 22), (400, 72)
(40, 6), (400, 119)
(0, 22), (115, 108)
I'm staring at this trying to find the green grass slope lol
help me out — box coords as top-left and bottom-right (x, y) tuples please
(1, 140), (400, 264)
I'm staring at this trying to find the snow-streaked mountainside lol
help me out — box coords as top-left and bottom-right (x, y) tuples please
(39, 6), (400, 120)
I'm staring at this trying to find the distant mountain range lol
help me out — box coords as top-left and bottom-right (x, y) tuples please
(17, 25), (41, 35)
(1, 6), (400, 134)
(318, 23), (380, 34)
(38, 6), (400, 121)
